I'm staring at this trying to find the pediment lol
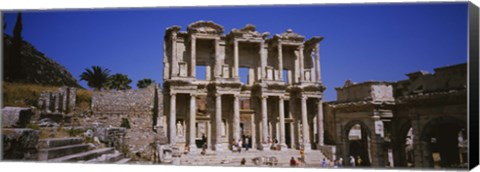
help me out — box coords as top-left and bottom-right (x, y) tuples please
(187, 21), (224, 34)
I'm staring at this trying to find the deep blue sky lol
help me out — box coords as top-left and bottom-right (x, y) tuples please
(3, 3), (468, 101)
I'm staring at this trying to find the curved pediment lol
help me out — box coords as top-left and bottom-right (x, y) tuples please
(187, 21), (224, 34)
(273, 29), (305, 42)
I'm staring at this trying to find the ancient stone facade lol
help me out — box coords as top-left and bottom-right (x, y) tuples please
(37, 86), (76, 114)
(324, 63), (467, 168)
(163, 21), (326, 152)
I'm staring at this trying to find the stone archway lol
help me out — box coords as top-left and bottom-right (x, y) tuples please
(343, 120), (373, 167)
(392, 118), (414, 167)
(419, 116), (466, 168)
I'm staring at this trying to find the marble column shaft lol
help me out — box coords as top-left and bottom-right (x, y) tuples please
(301, 95), (309, 145)
(233, 95), (240, 142)
(277, 43), (283, 80)
(317, 99), (324, 146)
(279, 96), (287, 148)
(315, 44), (321, 82)
(233, 40), (239, 78)
(261, 95), (268, 145)
(215, 93), (223, 150)
(190, 36), (196, 77)
(169, 93), (177, 145)
(189, 94), (197, 150)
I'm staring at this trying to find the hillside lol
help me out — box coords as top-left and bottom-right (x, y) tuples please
(3, 33), (80, 87)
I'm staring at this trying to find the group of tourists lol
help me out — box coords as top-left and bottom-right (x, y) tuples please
(230, 135), (253, 152)
(330, 155), (364, 168)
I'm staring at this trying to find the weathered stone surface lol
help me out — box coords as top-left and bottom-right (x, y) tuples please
(2, 128), (40, 160)
(2, 107), (33, 128)
(38, 86), (76, 114)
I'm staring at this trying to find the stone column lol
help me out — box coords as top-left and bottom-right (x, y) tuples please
(301, 95), (311, 150)
(233, 94), (240, 142)
(214, 38), (221, 79)
(233, 40), (239, 78)
(189, 94), (197, 151)
(279, 96), (287, 150)
(169, 93), (177, 145)
(190, 36), (196, 77)
(54, 93), (60, 113)
(261, 95), (269, 150)
(315, 44), (321, 82)
(299, 46), (305, 82)
(260, 42), (266, 80)
(277, 42), (283, 81)
(214, 93), (224, 151)
(317, 99), (324, 147)
(171, 32), (178, 77)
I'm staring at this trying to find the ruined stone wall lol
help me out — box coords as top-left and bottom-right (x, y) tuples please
(395, 63), (467, 97)
(37, 86), (76, 114)
(83, 84), (164, 160)
(336, 81), (394, 102)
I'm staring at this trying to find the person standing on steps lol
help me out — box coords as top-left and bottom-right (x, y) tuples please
(290, 157), (297, 167)
(349, 156), (356, 167)
(241, 158), (246, 165)
(322, 158), (327, 167)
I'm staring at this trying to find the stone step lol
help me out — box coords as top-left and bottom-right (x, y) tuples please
(38, 143), (91, 160)
(48, 147), (114, 162)
(38, 137), (84, 149)
(85, 151), (124, 163)
(115, 158), (131, 164)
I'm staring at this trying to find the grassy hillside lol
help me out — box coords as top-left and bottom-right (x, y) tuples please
(2, 82), (91, 110)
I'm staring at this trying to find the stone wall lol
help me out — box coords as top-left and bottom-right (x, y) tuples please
(335, 80), (394, 103)
(81, 84), (164, 160)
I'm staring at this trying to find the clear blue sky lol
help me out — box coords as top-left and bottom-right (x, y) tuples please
(3, 2), (468, 101)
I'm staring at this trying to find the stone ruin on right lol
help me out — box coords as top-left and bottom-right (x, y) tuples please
(323, 63), (467, 168)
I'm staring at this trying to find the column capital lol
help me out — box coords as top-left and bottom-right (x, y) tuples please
(215, 93), (222, 97)
(234, 94), (241, 98)
(190, 93), (198, 97)
(300, 95), (307, 100)
(170, 92), (176, 96)
(261, 95), (268, 99)
(279, 96), (285, 100)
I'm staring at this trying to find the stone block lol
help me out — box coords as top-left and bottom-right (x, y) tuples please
(2, 128), (40, 160)
(2, 107), (33, 128)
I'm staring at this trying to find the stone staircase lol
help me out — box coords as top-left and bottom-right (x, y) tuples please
(178, 148), (330, 167)
(38, 137), (131, 163)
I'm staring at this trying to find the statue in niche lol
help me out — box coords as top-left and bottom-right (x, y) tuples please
(177, 121), (184, 136)
(220, 121), (226, 136)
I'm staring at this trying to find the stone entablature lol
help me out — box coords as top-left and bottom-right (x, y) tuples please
(335, 80), (395, 103)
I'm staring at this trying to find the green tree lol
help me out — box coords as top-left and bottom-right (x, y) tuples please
(79, 66), (111, 91)
(5, 12), (24, 81)
(137, 78), (155, 89)
(106, 73), (132, 90)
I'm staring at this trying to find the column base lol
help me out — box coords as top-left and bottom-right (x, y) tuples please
(258, 144), (271, 151)
(189, 144), (198, 152)
(213, 143), (226, 151)
(303, 143), (312, 151)
(279, 143), (288, 151)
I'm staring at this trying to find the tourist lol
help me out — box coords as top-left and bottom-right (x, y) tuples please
(241, 158), (246, 165)
(322, 158), (327, 167)
(349, 156), (356, 167)
(245, 136), (250, 151)
(297, 157), (303, 167)
(201, 143), (207, 156)
(237, 139), (243, 153)
(290, 157), (297, 167)
(338, 157), (344, 167)
(300, 148), (305, 162)
(356, 156), (363, 166)
(231, 139), (237, 152)
(184, 143), (190, 154)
